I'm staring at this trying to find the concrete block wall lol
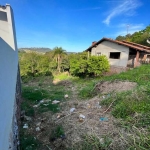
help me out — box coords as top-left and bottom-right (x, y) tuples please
(0, 4), (21, 150)
(91, 41), (129, 67)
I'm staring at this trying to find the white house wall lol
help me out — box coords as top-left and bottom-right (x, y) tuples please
(0, 5), (19, 150)
(91, 41), (129, 67)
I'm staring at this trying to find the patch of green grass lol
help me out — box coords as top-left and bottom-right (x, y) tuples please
(54, 72), (74, 81)
(39, 103), (59, 113)
(76, 65), (150, 99)
(70, 134), (112, 150)
(22, 87), (49, 101)
(50, 125), (65, 140)
(20, 134), (40, 150)
(101, 85), (150, 120)
(48, 85), (67, 100)
(103, 65), (150, 85)
(74, 77), (101, 99)
(21, 86), (64, 114)
(122, 126), (150, 150)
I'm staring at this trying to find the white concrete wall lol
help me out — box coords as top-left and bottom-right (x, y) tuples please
(91, 41), (129, 67)
(0, 4), (18, 150)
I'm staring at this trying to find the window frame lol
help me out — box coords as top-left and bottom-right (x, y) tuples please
(109, 52), (121, 59)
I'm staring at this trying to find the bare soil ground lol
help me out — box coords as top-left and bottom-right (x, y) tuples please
(94, 80), (137, 94)
(22, 80), (137, 150)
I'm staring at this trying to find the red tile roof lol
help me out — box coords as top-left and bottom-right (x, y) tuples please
(86, 37), (150, 53)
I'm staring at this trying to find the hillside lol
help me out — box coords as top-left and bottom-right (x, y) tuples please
(116, 25), (150, 46)
(19, 47), (52, 53)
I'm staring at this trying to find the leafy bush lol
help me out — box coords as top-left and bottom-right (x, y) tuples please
(70, 55), (110, 77)
(88, 55), (110, 76)
(70, 58), (88, 77)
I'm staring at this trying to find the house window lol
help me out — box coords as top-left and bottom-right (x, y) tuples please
(96, 52), (101, 56)
(0, 11), (7, 22)
(109, 52), (121, 59)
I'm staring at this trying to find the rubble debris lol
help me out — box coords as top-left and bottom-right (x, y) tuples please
(100, 117), (108, 121)
(87, 103), (91, 108)
(36, 127), (41, 132)
(64, 94), (69, 98)
(23, 124), (28, 129)
(79, 114), (85, 122)
(79, 114), (85, 119)
(102, 96), (105, 99)
(43, 104), (49, 106)
(100, 138), (104, 144)
(52, 100), (60, 104)
(39, 100), (44, 103)
(95, 102), (101, 109)
(70, 108), (75, 113)
(33, 103), (40, 108)
(57, 115), (61, 119)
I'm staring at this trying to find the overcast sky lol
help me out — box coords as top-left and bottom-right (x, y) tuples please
(1, 0), (150, 52)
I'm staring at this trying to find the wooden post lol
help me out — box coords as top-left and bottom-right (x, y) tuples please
(134, 51), (139, 67)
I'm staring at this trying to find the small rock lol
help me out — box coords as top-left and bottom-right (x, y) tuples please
(79, 114), (86, 122)
(102, 96), (105, 99)
(64, 94), (69, 98)
(70, 108), (75, 113)
(87, 104), (91, 108)
(33, 104), (40, 108)
(35, 127), (40, 131)
(23, 124), (28, 129)
(44, 99), (51, 102)
(100, 138), (104, 144)
(57, 115), (61, 118)
(79, 114), (85, 119)
(43, 104), (49, 106)
(52, 100), (60, 104)
(39, 100), (44, 103)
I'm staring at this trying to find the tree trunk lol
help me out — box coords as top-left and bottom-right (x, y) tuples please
(57, 54), (61, 73)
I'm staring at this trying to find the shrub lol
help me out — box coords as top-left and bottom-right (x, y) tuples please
(70, 55), (110, 77)
(88, 55), (110, 76)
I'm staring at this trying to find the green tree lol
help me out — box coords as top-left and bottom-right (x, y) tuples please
(19, 52), (40, 77)
(53, 47), (66, 72)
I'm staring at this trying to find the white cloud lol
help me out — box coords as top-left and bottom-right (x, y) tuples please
(103, 0), (141, 25)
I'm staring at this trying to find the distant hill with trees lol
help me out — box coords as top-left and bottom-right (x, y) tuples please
(19, 47), (52, 53)
(116, 25), (150, 46)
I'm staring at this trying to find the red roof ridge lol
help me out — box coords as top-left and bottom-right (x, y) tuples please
(122, 40), (150, 50)
(86, 37), (150, 53)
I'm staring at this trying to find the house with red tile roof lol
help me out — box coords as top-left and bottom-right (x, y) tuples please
(86, 38), (150, 68)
